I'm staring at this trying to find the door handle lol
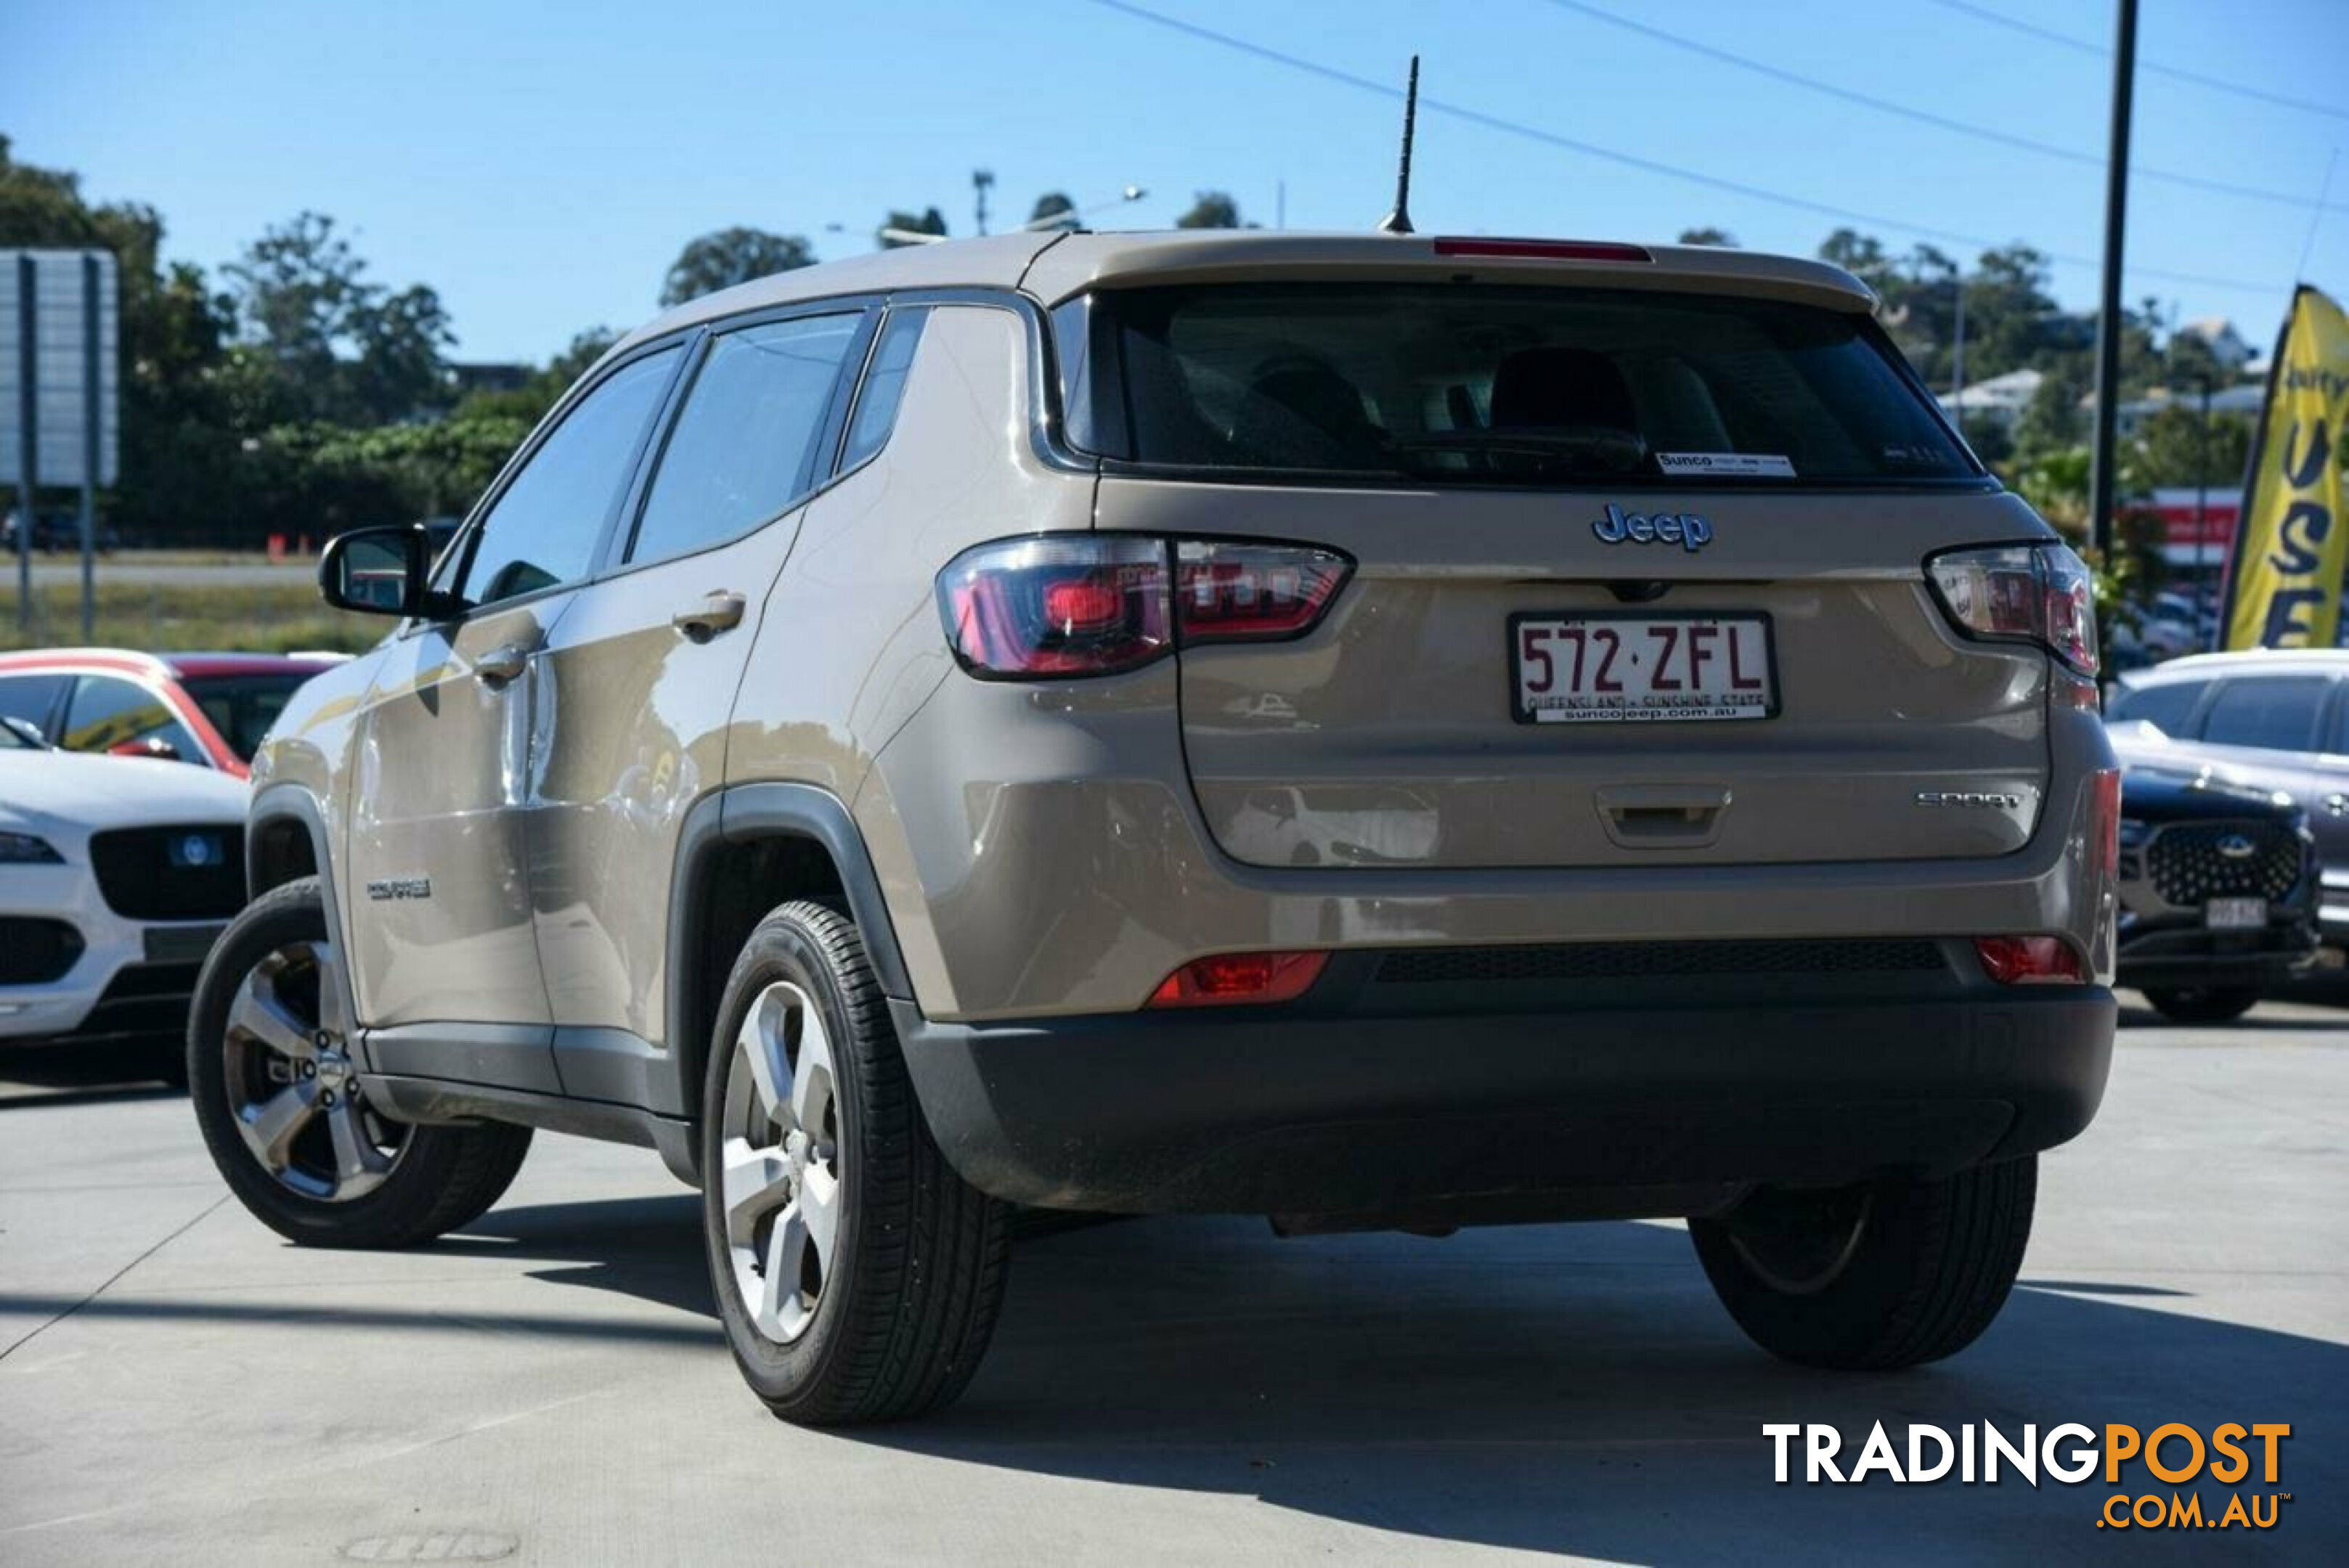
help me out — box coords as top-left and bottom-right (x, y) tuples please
(672, 590), (747, 643)
(473, 643), (529, 686)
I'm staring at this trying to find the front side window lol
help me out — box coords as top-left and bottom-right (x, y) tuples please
(2202, 677), (2330, 751)
(1055, 282), (1974, 486)
(0, 672), (69, 732)
(61, 676), (204, 763)
(459, 346), (680, 606)
(628, 314), (863, 566)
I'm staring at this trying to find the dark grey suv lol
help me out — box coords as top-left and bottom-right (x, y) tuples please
(2106, 650), (2349, 952)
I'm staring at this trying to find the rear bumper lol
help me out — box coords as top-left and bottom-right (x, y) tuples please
(895, 984), (2116, 1214)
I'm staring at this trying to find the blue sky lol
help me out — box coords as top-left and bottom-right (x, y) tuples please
(8, 0), (2345, 362)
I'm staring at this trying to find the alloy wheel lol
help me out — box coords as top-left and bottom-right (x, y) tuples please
(719, 980), (843, 1344)
(221, 940), (406, 1201)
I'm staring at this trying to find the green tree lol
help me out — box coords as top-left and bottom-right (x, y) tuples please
(1, 135), (244, 542)
(659, 227), (814, 307)
(2128, 405), (2252, 491)
(1174, 190), (1243, 229)
(223, 211), (455, 425)
(2015, 369), (2085, 459)
(1027, 192), (1079, 232)
(876, 207), (948, 248)
(1677, 226), (1738, 248)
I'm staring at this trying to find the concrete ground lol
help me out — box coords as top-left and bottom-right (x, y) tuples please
(2, 998), (2343, 1566)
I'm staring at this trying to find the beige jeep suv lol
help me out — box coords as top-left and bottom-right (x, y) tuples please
(189, 230), (2120, 1424)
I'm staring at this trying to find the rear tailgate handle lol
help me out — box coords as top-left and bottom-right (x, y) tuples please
(1595, 785), (1731, 849)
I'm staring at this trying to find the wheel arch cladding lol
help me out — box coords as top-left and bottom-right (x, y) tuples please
(664, 783), (917, 1124)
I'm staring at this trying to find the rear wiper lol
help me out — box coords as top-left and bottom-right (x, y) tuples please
(1385, 426), (1650, 474)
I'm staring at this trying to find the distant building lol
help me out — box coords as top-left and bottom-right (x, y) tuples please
(447, 361), (532, 397)
(1938, 367), (2043, 432)
(2112, 380), (2266, 437)
(2175, 317), (2255, 372)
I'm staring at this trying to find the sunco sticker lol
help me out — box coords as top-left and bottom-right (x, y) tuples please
(1656, 452), (1796, 478)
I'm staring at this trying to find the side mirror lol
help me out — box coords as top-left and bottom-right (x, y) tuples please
(1, 716), (49, 748)
(320, 525), (460, 619)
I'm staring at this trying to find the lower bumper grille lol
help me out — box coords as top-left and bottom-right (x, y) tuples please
(0, 917), (84, 984)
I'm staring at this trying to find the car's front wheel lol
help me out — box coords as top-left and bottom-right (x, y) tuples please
(701, 902), (1011, 1425)
(187, 878), (532, 1248)
(2141, 985), (2260, 1025)
(1690, 1156), (2035, 1370)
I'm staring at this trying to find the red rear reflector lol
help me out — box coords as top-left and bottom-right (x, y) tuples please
(1147, 950), (1328, 1008)
(2090, 767), (2121, 880)
(1432, 237), (1653, 263)
(1974, 936), (2085, 986)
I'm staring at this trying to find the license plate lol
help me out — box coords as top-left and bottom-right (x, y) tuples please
(1512, 613), (1776, 724)
(2206, 898), (2268, 930)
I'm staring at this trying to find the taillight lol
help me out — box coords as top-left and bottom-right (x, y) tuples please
(1174, 540), (1351, 644)
(938, 536), (1351, 680)
(1147, 950), (1328, 1008)
(1974, 936), (2086, 985)
(937, 535), (1171, 679)
(1925, 543), (2099, 677)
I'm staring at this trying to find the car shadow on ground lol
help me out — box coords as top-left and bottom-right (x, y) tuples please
(456, 1192), (2344, 1560)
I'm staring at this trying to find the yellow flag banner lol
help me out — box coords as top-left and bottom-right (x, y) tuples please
(2223, 285), (2349, 649)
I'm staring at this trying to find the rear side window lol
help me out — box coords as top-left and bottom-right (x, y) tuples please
(182, 674), (313, 761)
(2108, 679), (2208, 736)
(839, 308), (929, 471)
(62, 676), (203, 764)
(629, 313), (864, 565)
(2202, 677), (2331, 751)
(1054, 282), (1973, 486)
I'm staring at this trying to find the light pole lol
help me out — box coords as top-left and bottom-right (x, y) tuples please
(2090, 0), (2141, 559)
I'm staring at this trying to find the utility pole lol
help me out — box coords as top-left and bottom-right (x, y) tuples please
(2089, 0), (2139, 559)
(972, 168), (995, 237)
(2195, 372), (2214, 642)
(1947, 259), (1968, 445)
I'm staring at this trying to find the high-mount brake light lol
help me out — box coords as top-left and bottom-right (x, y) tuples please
(1432, 237), (1653, 263)
(937, 537), (1352, 680)
(1924, 544), (2100, 678)
(1147, 950), (1328, 1008)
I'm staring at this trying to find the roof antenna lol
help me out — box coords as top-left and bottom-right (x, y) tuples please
(1378, 55), (1420, 234)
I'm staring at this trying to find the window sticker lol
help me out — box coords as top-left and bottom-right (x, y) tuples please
(1656, 452), (1797, 478)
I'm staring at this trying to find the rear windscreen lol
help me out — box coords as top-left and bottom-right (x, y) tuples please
(1054, 283), (1975, 486)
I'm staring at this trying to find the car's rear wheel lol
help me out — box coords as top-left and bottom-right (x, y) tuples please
(701, 902), (1010, 1425)
(187, 878), (532, 1247)
(2141, 985), (2260, 1025)
(1690, 1156), (2035, 1370)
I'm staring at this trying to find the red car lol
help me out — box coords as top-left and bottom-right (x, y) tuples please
(0, 649), (342, 778)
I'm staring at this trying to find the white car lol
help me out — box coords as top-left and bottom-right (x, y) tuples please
(0, 727), (251, 1045)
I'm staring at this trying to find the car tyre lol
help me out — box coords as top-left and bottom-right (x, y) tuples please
(1690, 1156), (2035, 1370)
(701, 901), (1011, 1426)
(187, 878), (532, 1248)
(2141, 985), (2260, 1025)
